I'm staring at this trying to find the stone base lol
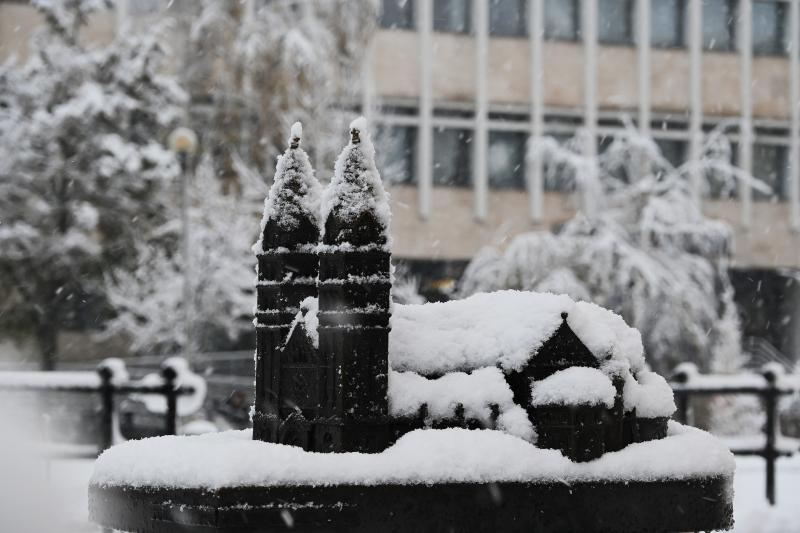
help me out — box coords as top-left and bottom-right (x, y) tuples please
(89, 476), (733, 533)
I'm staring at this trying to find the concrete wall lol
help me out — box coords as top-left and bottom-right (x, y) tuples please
(372, 30), (792, 119)
(0, 3), (116, 62)
(389, 184), (800, 269)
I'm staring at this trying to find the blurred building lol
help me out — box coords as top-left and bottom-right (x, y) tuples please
(368, 0), (800, 268)
(2, 0), (800, 357)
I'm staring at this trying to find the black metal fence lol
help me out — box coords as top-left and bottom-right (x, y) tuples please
(670, 363), (800, 505)
(0, 358), (195, 454)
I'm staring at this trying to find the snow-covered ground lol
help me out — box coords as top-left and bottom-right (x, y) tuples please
(4, 452), (797, 532)
(732, 456), (800, 533)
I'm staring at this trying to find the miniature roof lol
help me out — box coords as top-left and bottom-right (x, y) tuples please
(290, 290), (672, 428)
(389, 290), (646, 377)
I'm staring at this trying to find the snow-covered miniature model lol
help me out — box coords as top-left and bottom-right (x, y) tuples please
(89, 119), (734, 533)
(253, 119), (675, 461)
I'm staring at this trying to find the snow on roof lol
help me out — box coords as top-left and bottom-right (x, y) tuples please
(90, 423), (733, 490)
(530, 367), (616, 409)
(389, 290), (645, 376)
(388, 367), (535, 441)
(254, 122), (321, 253)
(320, 116), (391, 242)
(623, 370), (677, 419)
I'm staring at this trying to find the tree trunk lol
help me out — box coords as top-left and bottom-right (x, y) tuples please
(37, 322), (59, 371)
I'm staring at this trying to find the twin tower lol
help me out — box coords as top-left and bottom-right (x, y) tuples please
(253, 118), (398, 452)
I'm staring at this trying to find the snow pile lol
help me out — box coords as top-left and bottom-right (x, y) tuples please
(388, 367), (535, 441)
(530, 367), (616, 408)
(254, 121), (321, 253)
(321, 116), (391, 244)
(389, 290), (644, 375)
(623, 370), (677, 418)
(286, 296), (320, 349)
(96, 358), (130, 385)
(0, 371), (101, 389)
(90, 422), (733, 489)
(131, 358), (207, 417)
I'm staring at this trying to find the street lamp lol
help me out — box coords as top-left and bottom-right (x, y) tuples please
(168, 127), (198, 357)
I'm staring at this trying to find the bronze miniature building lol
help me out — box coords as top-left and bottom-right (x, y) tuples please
(253, 120), (674, 460)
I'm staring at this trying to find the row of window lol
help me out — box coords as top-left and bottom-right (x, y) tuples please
(375, 124), (791, 200)
(380, 0), (790, 55)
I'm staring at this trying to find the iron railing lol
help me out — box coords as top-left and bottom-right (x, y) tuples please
(0, 358), (195, 453)
(670, 363), (800, 505)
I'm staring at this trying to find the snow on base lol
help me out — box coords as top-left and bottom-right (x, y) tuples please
(530, 367), (616, 408)
(90, 422), (733, 490)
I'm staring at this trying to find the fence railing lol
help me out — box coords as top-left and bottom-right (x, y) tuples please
(0, 358), (195, 453)
(670, 363), (800, 505)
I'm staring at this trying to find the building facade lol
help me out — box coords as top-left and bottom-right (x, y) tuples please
(367, 0), (800, 270)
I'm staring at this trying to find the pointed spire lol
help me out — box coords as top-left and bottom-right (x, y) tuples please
(255, 121), (321, 252)
(321, 117), (391, 247)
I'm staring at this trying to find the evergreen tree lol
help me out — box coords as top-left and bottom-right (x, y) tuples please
(0, 0), (184, 368)
(103, 154), (261, 354)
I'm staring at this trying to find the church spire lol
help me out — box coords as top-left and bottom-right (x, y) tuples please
(321, 116), (391, 248)
(253, 122), (321, 444)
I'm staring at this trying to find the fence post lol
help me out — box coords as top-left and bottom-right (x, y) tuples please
(670, 365), (692, 425)
(96, 364), (114, 452)
(761, 365), (781, 506)
(161, 363), (178, 435)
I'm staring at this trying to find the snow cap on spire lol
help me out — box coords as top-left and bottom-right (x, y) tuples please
(254, 121), (322, 253)
(289, 121), (302, 149)
(321, 116), (391, 247)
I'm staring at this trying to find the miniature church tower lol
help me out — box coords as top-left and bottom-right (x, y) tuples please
(252, 123), (321, 443)
(315, 117), (393, 452)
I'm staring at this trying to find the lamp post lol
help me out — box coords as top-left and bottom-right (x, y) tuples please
(168, 127), (198, 357)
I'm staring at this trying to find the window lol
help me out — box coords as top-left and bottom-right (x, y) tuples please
(375, 125), (417, 185)
(702, 0), (736, 51)
(752, 1), (787, 56)
(651, 0), (685, 48)
(655, 139), (687, 169)
(753, 144), (788, 200)
(598, 0), (634, 45)
(545, 0), (580, 41)
(434, 0), (471, 33)
(489, 131), (527, 189)
(433, 127), (473, 186)
(379, 0), (415, 30)
(490, 0), (527, 37)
